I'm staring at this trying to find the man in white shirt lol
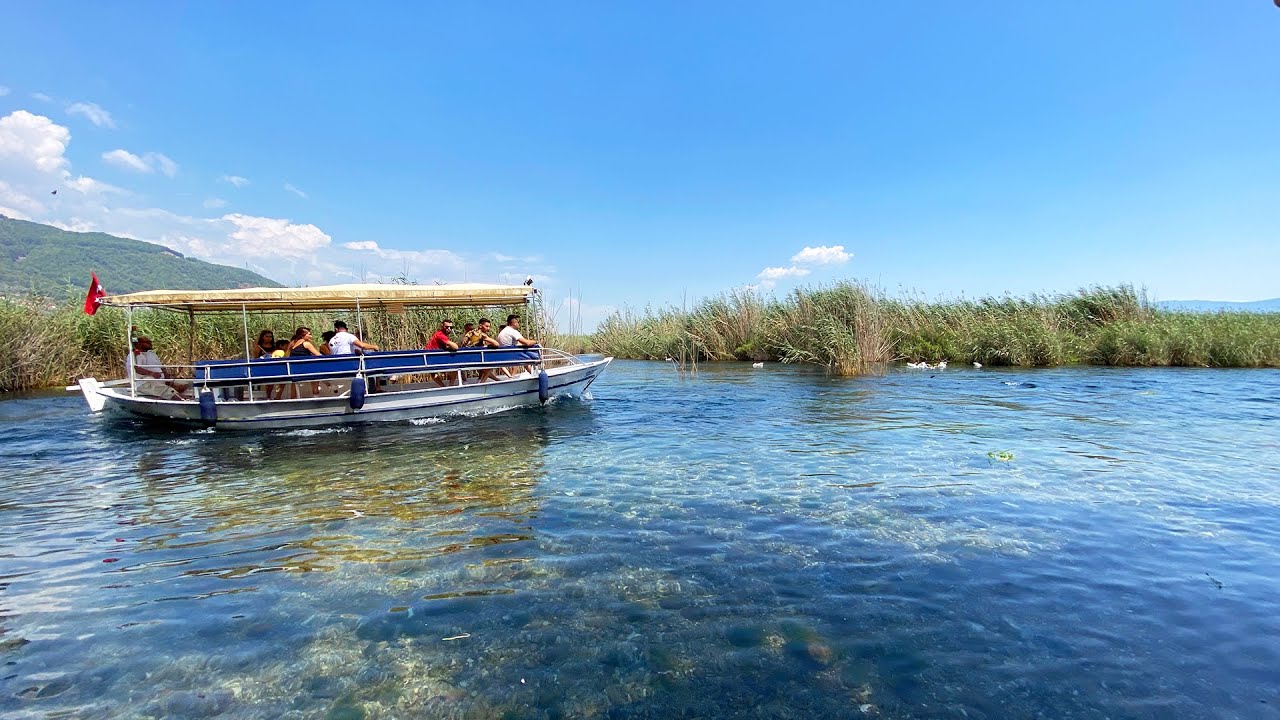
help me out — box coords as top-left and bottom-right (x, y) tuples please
(328, 320), (379, 355)
(497, 314), (538, 348)
(497, 314), (538, 377)
(124, 337), (188, 399)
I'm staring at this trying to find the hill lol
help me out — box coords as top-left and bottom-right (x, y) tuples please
(1157, 299), (1280, 313)
(0, 215), (281, 297)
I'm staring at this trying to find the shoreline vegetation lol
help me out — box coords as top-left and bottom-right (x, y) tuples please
(2, 283), (1277, 393)
(591, 283), (1280, 375)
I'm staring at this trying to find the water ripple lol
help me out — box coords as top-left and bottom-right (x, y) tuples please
(1, 365), (1278, 718)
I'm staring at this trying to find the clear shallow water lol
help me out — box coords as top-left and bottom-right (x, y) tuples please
(2, 361), (1279, 719)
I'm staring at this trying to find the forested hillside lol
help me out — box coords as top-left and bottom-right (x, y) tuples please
(0, 215), (280, 297)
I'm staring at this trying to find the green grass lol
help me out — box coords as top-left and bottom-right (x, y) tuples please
(591, 283), (1280, 374)
(5, 283), (1277, 392)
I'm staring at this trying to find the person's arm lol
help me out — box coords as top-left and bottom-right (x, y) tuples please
(517, 337), (537, 348)
(444, 338), (459, 351)
(304, 341), (323, 356)
(481, 334), (500, 348)
(133, 353), (166, 378)
(354, 338), (379, 351)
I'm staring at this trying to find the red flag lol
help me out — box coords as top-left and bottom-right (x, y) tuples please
(84, 273), (106, 315)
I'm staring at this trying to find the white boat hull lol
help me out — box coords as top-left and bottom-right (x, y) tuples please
(82, 357), (611, 431)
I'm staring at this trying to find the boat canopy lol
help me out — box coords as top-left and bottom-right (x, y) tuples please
(100, 283), (535, 313)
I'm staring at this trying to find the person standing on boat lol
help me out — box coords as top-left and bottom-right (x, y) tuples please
(125, 336), (188, 400)
(329, 320), (378, 355)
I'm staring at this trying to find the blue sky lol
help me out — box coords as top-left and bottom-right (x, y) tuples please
(1, 2), (1277, 328)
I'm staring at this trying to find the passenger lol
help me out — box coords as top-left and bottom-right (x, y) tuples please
(426, 319), (459, 351)
(286, 327), (323, 399)
(261, 340), (291, 400)
(289, 327), (323, 356)
(425, 319), (459, 387)
(252, 330), (276, 358)
(497, 314), (538, 348)
(125, 336), (189, 400)
(459, 322), (478, 345)
(329, 320), (379, 355)
(497, 313), (538, 377)
(472, 318), (501, 348)
(320, 331), (335, 355)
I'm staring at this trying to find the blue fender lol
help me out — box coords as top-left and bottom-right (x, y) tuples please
(537, 369), (550, 405)
(198, 388), (217, 427)
(350, 376), (367, 410)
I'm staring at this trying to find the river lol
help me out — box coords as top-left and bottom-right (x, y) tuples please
(1, 361), (1278, 718)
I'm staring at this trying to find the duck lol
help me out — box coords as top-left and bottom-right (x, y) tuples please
(973, 362), (982, 369)
(751, 362), (764, 369)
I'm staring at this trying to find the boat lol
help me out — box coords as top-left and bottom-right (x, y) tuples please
(74, 283), (612, 430)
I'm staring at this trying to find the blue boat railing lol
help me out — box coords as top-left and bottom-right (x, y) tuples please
(123, 346), (588, 399)
(189, 346), (552, 386)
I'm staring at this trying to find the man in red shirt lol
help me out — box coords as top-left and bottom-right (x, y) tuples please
(425, 319), (460, 386)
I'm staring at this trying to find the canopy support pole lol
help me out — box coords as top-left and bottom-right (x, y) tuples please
(187, 308), (195, 369)
(356, 299), (363, 340)
(242, 303), (253, 399)
(126, 306), (136, 397)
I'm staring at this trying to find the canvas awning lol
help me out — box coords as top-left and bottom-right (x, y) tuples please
(100, 283), (535, 312)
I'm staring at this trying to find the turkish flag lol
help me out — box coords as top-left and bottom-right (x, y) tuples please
(84, 273), (106, 315)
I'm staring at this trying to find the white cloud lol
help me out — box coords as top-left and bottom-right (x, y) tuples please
(221, 174), (249, 188)
(222, 213), (331, 258)
(283, 182), (308, 199)
(66, 101), (115, 129)
(202, 197), (227, 209)
(0, 86), (10, 97)
(151, 153), (177, 178)
(31, 92), (52, 102)
(102, 148), (178, 177)
(758, 266), (810, 281)
(102, 149), (149, 172)
(791, 244), (851, 265)
(0, 110), (71, 174)
(66, 175), (124, 195)
(0, 109), (496, 288)
(755, 265), (810, 290)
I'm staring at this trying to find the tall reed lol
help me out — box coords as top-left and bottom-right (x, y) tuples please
(591, 283), (1280, 375)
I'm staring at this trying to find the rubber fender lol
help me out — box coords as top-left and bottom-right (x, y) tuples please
(350, 376), (367, 410)
(198, 389), (217, 427)
(537, 369), (550, 405)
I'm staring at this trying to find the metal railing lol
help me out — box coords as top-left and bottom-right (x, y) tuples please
(123, 346), (586, 400)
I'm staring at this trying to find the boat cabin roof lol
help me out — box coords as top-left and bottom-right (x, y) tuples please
(101, 283), (535, 312)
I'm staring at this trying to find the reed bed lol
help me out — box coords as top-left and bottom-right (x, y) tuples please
(0, 295), (551, 393)
(592, 283), (1280, 375)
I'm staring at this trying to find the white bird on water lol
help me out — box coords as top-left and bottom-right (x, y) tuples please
(751, 362), (764, 369)
(973, 362), (983, 369)
(937, 360), (947, 369)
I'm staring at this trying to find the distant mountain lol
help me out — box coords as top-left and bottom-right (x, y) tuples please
(1157, 298), (1280, 313)
(0, 215), (281, 297)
